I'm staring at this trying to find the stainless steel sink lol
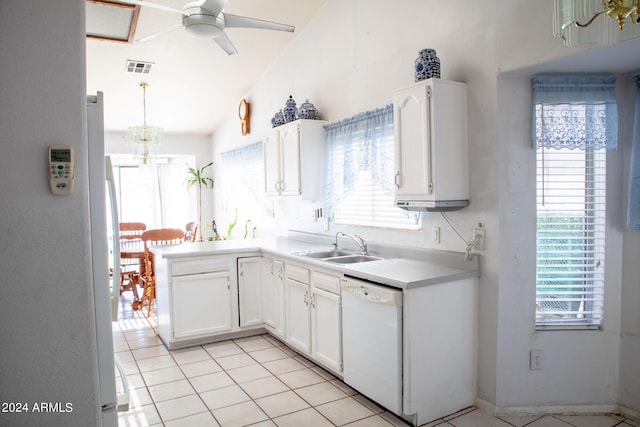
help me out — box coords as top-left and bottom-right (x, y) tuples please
(292, 249), (383, 264)
(294, 249), (354, 258)
(323, 254), (383, 264)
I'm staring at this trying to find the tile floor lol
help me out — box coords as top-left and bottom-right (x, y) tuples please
(113, 295), (638, 427)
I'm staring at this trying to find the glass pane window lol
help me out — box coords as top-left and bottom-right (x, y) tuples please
(535, 146), (606, 329)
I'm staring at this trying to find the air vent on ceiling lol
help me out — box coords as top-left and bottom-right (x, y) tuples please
(125, 60), (154, 74)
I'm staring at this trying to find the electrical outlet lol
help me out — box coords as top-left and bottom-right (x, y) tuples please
(473, 224), (485, 250)
(432, 226), (440, 244)
(530, 350), (543, 370)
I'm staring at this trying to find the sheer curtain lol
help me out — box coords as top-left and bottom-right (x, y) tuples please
(626, 75), (640, 231)
(532, 75), (618, 150)
(323, 104), (420, 229)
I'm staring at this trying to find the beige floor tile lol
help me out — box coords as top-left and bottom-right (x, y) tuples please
(248, 347), (291, 363)
(118, 403), (162, 427)
(555, 415), (622, 427)
(310, 366), (336, 381)
(523, 416), (577, 427)
(273, 407), (334, 427)
(127, 335), (164, 350)
(240, 375), (290, 399)
(247, 421), (276, 427)
(141, 366), (186, 387)
(447, 409), (513, 427)
(329, 379), (358, 396)
(498, 415), (543, 426)
(315, 396), (376, 426)
(154, 394), (208, 422)
(189, 371), (235, 393)
(216, 352), (258, 370)
(164, 411), (220, 427)
(136, 354), (177, 372)
(344, 414), (400, 427)
(262, 357), (307, 375)
(203, 341), (244, 358)
(132, 344), (170, 360)
(200, 384), (251, 410)
(170, 347), (212, 365)
(226, 363), (272, 383)
(148, 379), (196, 402)
(180, 359), (223, 378)
(127, 386), (153, 408)
(255, 390), (310, 418)
(277, 368), (326, 389)
(234, 335), (275, 352)
(379, 411), (413, 426)
(211, 400), (269, 427)
(294, 381), (349, 406)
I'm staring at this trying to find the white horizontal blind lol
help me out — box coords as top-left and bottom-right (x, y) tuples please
(535, 146), (606, 329)
(324, 106), (421, 230)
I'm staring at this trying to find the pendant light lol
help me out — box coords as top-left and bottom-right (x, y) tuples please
(128, 82), (163, 165)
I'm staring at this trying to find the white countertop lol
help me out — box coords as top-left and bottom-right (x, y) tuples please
(151, 236), (479, 290)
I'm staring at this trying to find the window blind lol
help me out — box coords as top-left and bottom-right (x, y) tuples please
(535, 146), (606, 329)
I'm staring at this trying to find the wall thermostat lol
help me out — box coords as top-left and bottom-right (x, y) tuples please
(48, 145), (75, 195)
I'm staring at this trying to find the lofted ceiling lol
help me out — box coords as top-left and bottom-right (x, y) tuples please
(86, 0), (327, 135)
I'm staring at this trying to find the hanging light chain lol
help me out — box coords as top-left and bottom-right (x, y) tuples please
(140, 82), (149, 128)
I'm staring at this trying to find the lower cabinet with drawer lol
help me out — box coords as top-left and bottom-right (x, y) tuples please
(284, 263), (342, 375)
(155, 255), (233, 349)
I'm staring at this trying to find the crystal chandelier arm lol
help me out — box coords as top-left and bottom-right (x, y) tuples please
(575, 9), (606, 27)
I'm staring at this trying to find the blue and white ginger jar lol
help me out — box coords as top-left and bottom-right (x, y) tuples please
(297, 99), (319, 120)
(414, 48), (441, 82)
(283, 95), (297, 122)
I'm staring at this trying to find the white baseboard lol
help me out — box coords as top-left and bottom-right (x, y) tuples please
(475, 398), (623, 418)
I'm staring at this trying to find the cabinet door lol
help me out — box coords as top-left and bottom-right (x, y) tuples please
(263, 130), (281, 196)
(172, 271), (231, 339)
(285, 277), (310, 353)
(394, 83), (433, 199)
(262, 258), (285, 337)
(279, 124), (301, 196)
(311, 287), (342, 373)
(238, 257), (262, 328)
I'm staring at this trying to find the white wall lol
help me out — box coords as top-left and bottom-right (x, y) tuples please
(0, 1), (101, 426)
(210, 0), (639, 415)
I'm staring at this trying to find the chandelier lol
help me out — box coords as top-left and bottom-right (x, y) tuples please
(554, 0), (640, 46)
(128, 82), (163, 165)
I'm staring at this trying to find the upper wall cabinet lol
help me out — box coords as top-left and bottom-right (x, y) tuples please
(263, 119), (327, 200)
(393, 79), (469, 211)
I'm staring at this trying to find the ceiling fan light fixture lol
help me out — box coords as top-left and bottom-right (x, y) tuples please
(182, 8), (223, 39)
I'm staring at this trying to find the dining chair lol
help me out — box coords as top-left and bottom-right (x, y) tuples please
(184, 221), (198, 242)
(138, 228), (185, 317)
(118, 222), (147, 303)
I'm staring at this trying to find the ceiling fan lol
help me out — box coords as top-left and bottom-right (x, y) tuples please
(119, 0), (295, 55)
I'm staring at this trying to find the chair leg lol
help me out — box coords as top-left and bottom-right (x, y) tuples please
(145, 284), (155, 317)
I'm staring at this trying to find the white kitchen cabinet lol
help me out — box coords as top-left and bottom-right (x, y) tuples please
(285, 264), (311, 354)
(393, 78), (469, 210)
(161, 256), (233, 345)
(262, 257), (285, 338)
(284, 264), (342, 374)
(238, 257), (262, 328)
(263, 119), (327, 199)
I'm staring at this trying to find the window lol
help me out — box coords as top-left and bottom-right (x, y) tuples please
(323, 105), (420, 230)
(218, 142), (274, 239)
(111, 155), (196, 229)
(533, 76), (617, 330)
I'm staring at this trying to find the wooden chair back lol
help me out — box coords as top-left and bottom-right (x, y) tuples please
(138, 228), (185, 316)
(119, 222), (147, 241)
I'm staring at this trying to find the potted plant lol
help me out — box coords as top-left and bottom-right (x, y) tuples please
(185, 161), (214, 242)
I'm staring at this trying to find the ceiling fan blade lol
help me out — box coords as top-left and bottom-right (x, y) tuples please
(224, 13), (295, 32)
(114, 0), (187, 16)
(213, 31), (238, 55)
(136, 23), (182, 42)
(199, 0), (228, 16)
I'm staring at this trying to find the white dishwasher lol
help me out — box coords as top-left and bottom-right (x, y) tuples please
(341, 276), (403, 414)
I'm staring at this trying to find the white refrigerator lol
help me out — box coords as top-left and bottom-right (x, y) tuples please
(88, 92), (126, 426)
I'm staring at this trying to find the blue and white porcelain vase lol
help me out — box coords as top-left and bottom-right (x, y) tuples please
(272, 109), (285, 127)
(283, 95), (297, 122)
(414, 48), (441, 82)
(297, 99), (319, 120)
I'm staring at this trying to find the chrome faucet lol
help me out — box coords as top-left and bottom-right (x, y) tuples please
(334, 232), (368, 254)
